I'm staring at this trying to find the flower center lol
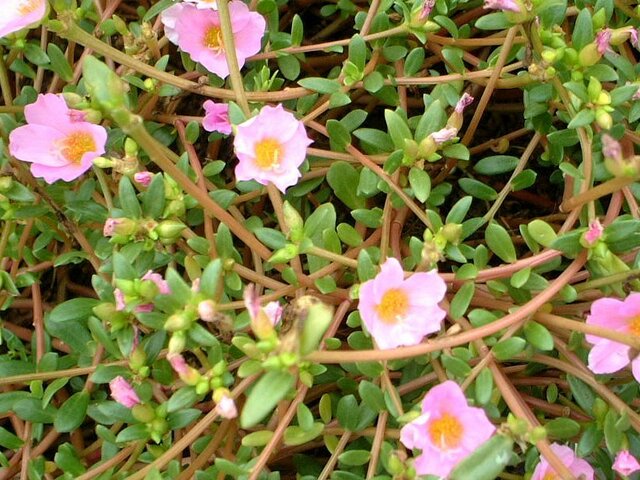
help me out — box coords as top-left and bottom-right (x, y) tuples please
(428, 412), (463, 450)
(254, 139), (282, 170)
(203, 26), (223, 50)
(543, 473), (558, 480)
(61, 131), (96, 164)
(629, 316), (640, 336)
(18, 0), (40, 14)
(376, 288), (409, 324)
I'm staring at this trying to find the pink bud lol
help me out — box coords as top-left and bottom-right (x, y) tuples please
(141, 271), (171, 295)
(114, 288), (126, 311)
(215, 395), (238, 419)
(134, 171), (153, 187)
(109, 376), (141, 408)
(454, 93), (474, 114)
(419, 0), (435, 20)
(198, 299), (217, 322)
(602, 134), (622, 161)
(264, 301), (283, 326)
(613, 450), (640, 476)
(483, 0), (521, 13)
(583, 219), (604, 246)
(596, 29), (612, 55)
(431, 127), (457, 145)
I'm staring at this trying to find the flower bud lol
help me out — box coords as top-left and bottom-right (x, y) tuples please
(164, 312), (192, 332)
(132, 403), (156, 423)
(595, 110), (613, 130)
(269, 244), (299, 264)
(198, 299), (217, 322)
(587, 77), (602, 102)
(134, 171), (153, 187)
(155, 220), (186, 241)
(104, 217), (138, 237)
(124, 138), (139, 157)
(283, 201), (304, 243)
(578, 43), (602, 67)
(0, 177), (12, 192)
(93, 156), (115, 169)
(440, 223), (463, 245)
(168, 331), (186, 354)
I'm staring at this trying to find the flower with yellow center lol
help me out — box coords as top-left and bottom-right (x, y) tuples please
(254, 139), (282, 170)
(18, 0), (41, 15)
(376, 288), (409, 324)
(629, 316), (640, 336)
(60, 131), (97, 164)
(428, 413), (464, 450)
(203, 25), (223, 51)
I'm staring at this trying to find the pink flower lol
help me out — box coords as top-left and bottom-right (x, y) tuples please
(531, 443), (594, 480)
(583, 219), (604, 246)
(431, 127), (458, 145)
(586, 293), (640, 382)
(483, 0), (521, 13)
(234, 104), (313, 192)
(400, 381), (495, 478)
(455, 93), (474, 114)
(602, 134), (622, 161)
(168, 353), (201, 384)
(613, 450), (640, 476)
(9, 94), (107, 183)
(185, 0), (219, 8)
(243, 285), (283, 326)
(358, 257), (446, 349)
(134, 171), (153, 187)
(596, 29), (613, 55)
(109, 376), (140, 408)
(161, 1), (265, 79)
(419, 0), (436, 20)
(203, 100), (232, 135)
(631, 28), (640, 49)
(215, 395), (238, 419)
(0, 0), (47, 38)
(141, 271), (171, 295)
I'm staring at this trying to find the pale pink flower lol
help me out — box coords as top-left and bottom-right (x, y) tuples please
(531, 443), (594, 480)
(586, 293), (640, 382)
(0, 0), (47, 38)
(161, 1), (265, 79)
(114, 288), (126, 311)
(134, 171), (153, 187)
(104, 218), (118, 237)
(583, 219), (604, 246)
(358, 257), (446, 349)
(215, 394), (238, 419)
(613, 450), (640, 476)
(234, 104), (313, 192)
(103, 217), (137, 237)
(631, 28), (640, 49)
(602, 134), (622, 161)
(400, 381), (495, 478)
(9, 94), (107, 183)
(596, 29), (613, 55)
(455, 93), (474, 114)
(483, 0), (521, 13)
(198, 299), (217, 322)
(202, 100), (232, 135)
(431, 127), (458, 145)
(419, 0), (436, 20)
(109, 376), (140, 408)
(141, 270), (171, 295)
(168, 353), (201, 384)
(264, 301), (283, 326)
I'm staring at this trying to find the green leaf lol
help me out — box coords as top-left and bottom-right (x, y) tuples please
(545, 417), (581, 439)
(441, 354), (471, 378)
(485, 222), (516, 263)
(47, 44), (73, 82)
(348, 34), (367, 71)
(475, 368), (493, 405)
(474, 155), (520, 175)
(358, 381), (385, 412)
(336, 395), (359, 431)
(353, 128), (394, 152)
(523, 321), (554, 351)
(527, 220), (557, 247)
(572, 8), (593, 50)
(142, 173), (166, 219)
(404, 48), (425, 76)
(0, 426), (24, 449)
(339, 450), (371, 466)
(493, 337), (526, 360)
(241, 370), (295, 428)
(298, 77), (340, 94)
(327, 120), (352, 152)
(384, 110), (412, 149)
(450, 282), (474, 320)
(567, 375), (595, 414)
(459, 178), (497, 201)
(283, 422), (324, 446)
(475, 12), (510, 30)
(242, 430), (274, 447)
(118, 177), (142, 218)
(450, 435), (514, 480)
(54, 392), (89, 433)
(49, 298), (99, 323)
(567, 109), (595, 129)
(277, 55), (300, 80)
(538, 0), (567, 28)
(408, 168), (431, 203)
(326, 162), (364, 210)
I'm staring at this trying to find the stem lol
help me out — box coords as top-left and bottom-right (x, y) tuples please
(560, 176), (636, 212)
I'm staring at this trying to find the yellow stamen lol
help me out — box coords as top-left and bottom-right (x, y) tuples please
(254, 139), (282, 170)
(376, 288), (409, 324)
(629, 316), (640, 336)
(18, 0), (40, 15)
(203, 26), (223, 50)
(61, 132), (96, 164)
(543, 473), (558, 480)
(428, 413), (463, 450)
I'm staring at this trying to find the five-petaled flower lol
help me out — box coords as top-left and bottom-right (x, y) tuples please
(160, 1), (265, 79)
(0, 0), (47, 38)
(586, 293), (640, 382)
(613, 450), (640, 477)
(400, 381), (495, 478)
(109, 376), (141, 408)
(203, 100), (232, 135)
(531, 443), (594, 480)
(358, 257), (446, 349)
(233, 104), (313, 192)
(9, 94), (107, 183)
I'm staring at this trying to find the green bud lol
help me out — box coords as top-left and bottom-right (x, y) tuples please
(111, 14), (129, 36)
(563, 48), (578, 66)
(164, 312), (192, 332)
(298, 296), (334, 356)
(195, 380), (210, 395)
(592, 8), (606, 30)
(115, 279), (136, 296)
(587, 77), (602, 101)
(137, 280), (159, 301)
(129, 347), (147, 371)
(596, 91), (611, 106)
(61, 92), (83, 107)
(440, 223), (463, 245)
(269, 244), (299, 264)
(0, 177), (12, 192)
(595, 110), (612, 130)
(132, 404), (156, 423)
(163, 199), (186, 218)
(149, 418), (169, 440)
(541, 48), (557, 64)
(124, 138), (139, 157)
(417, 136), (437, 159)
(82, 56), (128, 112)
(578, 43), (602, 67)
(92, 156), (115, 168)
(168, 331), (186, 354)
(283, 201), (304, 243)
(529, 426), (547, 443)
(403, 138), (419, 160)
(143, 78), (156, 92)
(155, 220), (186, 241)
(387, 453), (405, 475)
(93, 302), (118, 322)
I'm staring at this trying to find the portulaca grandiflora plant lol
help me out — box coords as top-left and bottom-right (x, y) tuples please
(2, 0), (640, 478)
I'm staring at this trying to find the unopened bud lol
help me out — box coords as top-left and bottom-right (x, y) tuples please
(155, 220), (186, 240)
(595, 110), (613, 130)
(440, 223), (463, 245)
(164, 312), (192, 332)
(124, 138), (139, 157)
(578, 43), (602, 67)
(0, 177), (12, 192)
(283, 201), (304, 243)
(132, 404), (156, 423)
(198, 300), (217, 322)
(93, 156), (115, 169)
(104, 217), (138, 237)
(168, 331), (186, 354)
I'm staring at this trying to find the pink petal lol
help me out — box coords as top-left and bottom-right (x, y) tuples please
(9, 124), (67, 166)
(613, 450), (640, 476)
(0, 0), (47, 38)
(24, 93), (71, 128)
(587, 339), (630, 374)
